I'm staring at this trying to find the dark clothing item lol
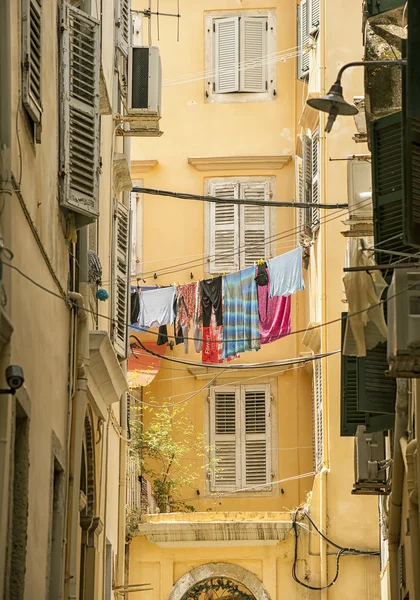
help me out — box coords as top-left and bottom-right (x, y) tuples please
(200, 276), (223, 327)
(130, 290), (141, 324)
(157, 325), (168, 346)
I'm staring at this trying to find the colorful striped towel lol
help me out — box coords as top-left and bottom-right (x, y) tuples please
(223, 266), (261, 359)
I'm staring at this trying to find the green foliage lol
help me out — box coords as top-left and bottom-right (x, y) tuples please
(130, 404), (208, 513)
(125, 505), (141, 542)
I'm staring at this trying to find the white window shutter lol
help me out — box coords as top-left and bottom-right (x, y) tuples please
(302, 134), (313, 238)
(240, 182), (270, 268)
(60, 3), (101, 227)
(311, 126), (321, 232)
(210, 388), (240, 491)
(22, 0), (43, 126)
(239, 17), (267, 93)
(208, 182), (240, 273)
(112, 201), (130, 357)
(297, 0), (309, 79)
(310, 0), (320, 30)
(130, 192), (137, 277)
(116, 0), (131, 56)
(214, 17), (240, 93)
(313, 359), (324, 471)
(242, 385), (270, 489)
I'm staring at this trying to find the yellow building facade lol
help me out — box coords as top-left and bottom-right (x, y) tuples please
(128, 0), (381, 599)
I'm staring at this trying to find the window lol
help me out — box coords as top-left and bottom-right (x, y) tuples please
(22, 0), (43, 141)
(312, 359), (324, 472)
(209, 385), (271, 492)
(297, 0), (320, 80)
(59, 2), (101, 228)
(205, 10), (276, 103)
(111, 200), (130, 357)
(295, 127), (320, 242)
(116, 0), (131, 56)
(205, 177), (273, 273)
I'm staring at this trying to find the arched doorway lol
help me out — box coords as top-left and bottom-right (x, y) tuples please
(167, 563), (270, 600)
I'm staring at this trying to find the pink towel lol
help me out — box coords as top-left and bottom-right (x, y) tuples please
(257, 281), (291, 344)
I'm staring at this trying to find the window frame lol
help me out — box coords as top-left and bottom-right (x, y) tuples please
(204, 380), (278, 498)
(204, 9), (277, 104)
(204, 176), (276, 276)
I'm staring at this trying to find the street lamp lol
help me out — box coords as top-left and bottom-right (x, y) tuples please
(307, 60), (407, 132)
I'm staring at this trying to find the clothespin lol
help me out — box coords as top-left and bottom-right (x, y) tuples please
(190, 272), (194, 280)
(257, 258), (265, 266)
(222, 271), (226, 277)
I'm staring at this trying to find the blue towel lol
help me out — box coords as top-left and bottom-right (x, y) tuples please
(223, 266), (261, 359)
(268, 247), (304, 298)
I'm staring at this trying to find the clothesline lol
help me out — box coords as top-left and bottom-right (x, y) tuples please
(130, 247), (305, 365)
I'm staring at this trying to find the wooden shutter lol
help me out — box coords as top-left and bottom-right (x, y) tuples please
(357, 343), (396, 414)
(214, 17), (239, 93)
(240, 181), (270, 268)
(311, 126), (320, 231)
(310, 0), (320, 30)
(371, 112), (406, 264)
(297, 0), (309, 79)
(302, 134), (313, 236)
(366, 0), (404, 17)
(404, 117), (420, 247)
(22, 0), (43, 127)
(209, 182), (240, 273)
(112, 201), (130, 357)
(116, 0), (131, 56)
(239, 17), (267, 93)
(60, 3), (100, 227)
(340, 314), (395, 436)
(313, 359), (324, 471)
(242, 386), (270, 488)
(210, 388), (240, 491)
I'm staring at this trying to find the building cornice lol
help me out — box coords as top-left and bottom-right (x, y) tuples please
(131, 159), (159, 179)
(187, 155), (292, 172)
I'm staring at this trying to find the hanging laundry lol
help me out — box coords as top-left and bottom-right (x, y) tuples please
(130, 289), (140, 325)
(268, 247), (305, 298)
(175, 282), (198, 329)
(257, 268), (291, 344)
(193, 283), (203, 353)
(201, 277), (223, 363)
(223, 266), (260, 359)
(138, 286), (175, 328)
(342, 238), (388, 356)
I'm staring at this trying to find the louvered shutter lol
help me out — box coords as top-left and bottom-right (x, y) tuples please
(209, 182), (240, 273)
(302, 134), (313, 236)
(210, 388), (240, 491)
(310, 0), (320, 30)
(404, 117), (420, 247)
(240, 182), (270, 268)
(297, 0), (309, 79)
(242, 386), (270, 489)
(22, 0), (43, 126)
(313, 359), (324, 471)
(60, 3), (100, 227)
(112, 201), (130, 357)
(214, 17), (239, 93)
(311, 126), (320, 232)
(366, 0), (404, 17)
(295, 156), (306, 244)
(239, 17), (267, 93)
(116, 0), (131, 56)
(357, 343), (396, 414)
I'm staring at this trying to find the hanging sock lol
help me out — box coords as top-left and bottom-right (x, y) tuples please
(268, 247), (305, 298)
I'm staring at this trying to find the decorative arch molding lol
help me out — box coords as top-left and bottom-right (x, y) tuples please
(167, 563), (271, 600)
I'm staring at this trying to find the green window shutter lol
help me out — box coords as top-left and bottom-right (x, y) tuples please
(357, 342), (396, 414)
(404, 117), (420, 247)
(59, 3), (101, 228)
(366, 0), (404, 17)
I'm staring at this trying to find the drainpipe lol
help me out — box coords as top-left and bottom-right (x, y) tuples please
(388, 380), (409, 600)
(65, 228), (90, 600)
(0, 0), (12, 594)
(400, 438), (420, 599)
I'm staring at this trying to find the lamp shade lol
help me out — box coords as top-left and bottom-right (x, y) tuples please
(307, 83), (359, 116)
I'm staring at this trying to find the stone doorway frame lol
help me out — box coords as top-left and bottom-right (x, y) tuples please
(167, 563), (271, 600)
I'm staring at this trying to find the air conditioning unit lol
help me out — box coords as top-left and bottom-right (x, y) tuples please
(122, 46), (163, 137)
(343, 156), (373, 238)
(388, 268), (420, 377)
(352, 425), (389, 495)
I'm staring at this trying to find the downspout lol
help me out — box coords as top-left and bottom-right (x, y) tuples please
(319, 0), (328, 596)
(65, 229), (90, 600)
(400, 438), (420, 599)
(0, 0), (12, 593)
(388, 380), (409, 600)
